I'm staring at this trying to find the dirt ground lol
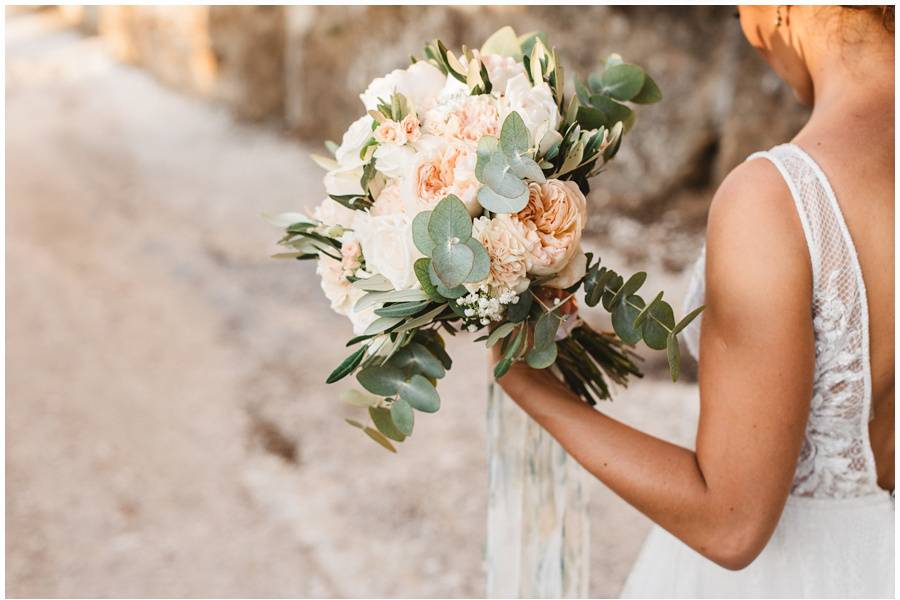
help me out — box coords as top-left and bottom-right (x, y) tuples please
(6, 10), (700, 598)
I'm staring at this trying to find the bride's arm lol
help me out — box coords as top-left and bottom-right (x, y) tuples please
(496, 159), (815, 571)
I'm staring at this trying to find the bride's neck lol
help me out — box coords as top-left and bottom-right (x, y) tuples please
(805, 29), (894, 118)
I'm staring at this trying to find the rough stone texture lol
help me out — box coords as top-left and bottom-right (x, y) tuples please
(53, 5), (810, 268)
(7, 10), (705, 598)
(94, 6), (285, 120)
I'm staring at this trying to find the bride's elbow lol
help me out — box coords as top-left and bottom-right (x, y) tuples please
(701, 521), (772, 571)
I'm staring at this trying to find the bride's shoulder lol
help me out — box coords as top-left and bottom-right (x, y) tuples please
(704, 154), (812, 296)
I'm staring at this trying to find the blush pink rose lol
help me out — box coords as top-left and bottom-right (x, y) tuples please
(514, 179), (587, 276)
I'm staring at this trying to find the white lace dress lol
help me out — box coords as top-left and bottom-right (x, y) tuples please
(620, 144), (894, 598)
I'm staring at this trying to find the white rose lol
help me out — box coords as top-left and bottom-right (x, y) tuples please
(477, 52), (527, 92)
(500, 73), (560, 144)
(334, 115), (374, 168)
(312, 197), (360, 230)
(324, 163), (365, 197)
(356, 213), (422, 291)
(360, 62), (447, 115)
(316, 256), (378, 335)
(373, 142), (417, 179)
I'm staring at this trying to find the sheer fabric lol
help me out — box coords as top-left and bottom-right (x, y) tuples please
(622, 144), (894, 598)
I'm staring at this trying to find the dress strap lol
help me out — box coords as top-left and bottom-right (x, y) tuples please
(745, 146), (820, 287)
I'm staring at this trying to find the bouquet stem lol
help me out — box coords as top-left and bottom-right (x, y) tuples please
(554, 321), (643, 405)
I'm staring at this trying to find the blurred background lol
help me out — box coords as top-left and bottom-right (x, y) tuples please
(6, 5), (808, 598)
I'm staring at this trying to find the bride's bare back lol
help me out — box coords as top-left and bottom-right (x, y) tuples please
(790, 33), (894, 491)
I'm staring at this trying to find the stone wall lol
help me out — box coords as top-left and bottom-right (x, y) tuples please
(60, 5), (809, 265)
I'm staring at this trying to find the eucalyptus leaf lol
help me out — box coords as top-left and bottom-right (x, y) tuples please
(476, 136), (500, 182)
(398, 374), (441, 413)
(526, 341), (558, 369)
(589, 95), (634, 131)
(575, 105), (608, 130)
(486, 322), (517, 348)
(432, 239), (475, 288)
(633, 291), (664, 329)
(465, 238), (491, 283)
(389, 342), (445, 379)
(641, 300), (675, 350)
(414, 258), (445, 301)
(483, 152), (528, 199)
(500, 111), (530, 156)
(412, 210), (436, 256)
(428, 195), (472, 243)
(505, 289), (532, 322)
(414, 330), (453, 369)
(671, 305), (705, 336)
(481, 26), (522, 59)
(632, 74), (662, 104)
(390, 398), (415, 436)
(477, 184), (529, 214)
(357, 365), (406, 396)
(363, 427), (397, 453)
(341, 389), (382, 408)
(533, 311), (562, 349)
(610, 272), (647, 308)
(428, 262), (468, 299)
(598, 63), (645, 101)
(369, 406), (406, 442)
(612, 295), (645, 345)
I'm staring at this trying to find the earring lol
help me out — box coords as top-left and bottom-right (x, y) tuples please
(774, 6), (783, 28)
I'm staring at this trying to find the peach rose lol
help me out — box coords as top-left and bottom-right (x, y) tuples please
(400, 114), (421, 143)
(470, 214), (539, 294)
(514, 179), (587, 276)
(423, 94), (500, 144)
(401, 138), (481, 216)
(373, 119), (406, 145)
(370, 180), (405, 216)
(340, 238), (362, 276)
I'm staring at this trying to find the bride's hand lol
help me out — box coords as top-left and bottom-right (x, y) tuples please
(490, 287), (579, 394)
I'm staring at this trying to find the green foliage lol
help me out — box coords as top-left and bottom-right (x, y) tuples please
(390, 398), (415, 436)
(474, 112), (536, 213)
(369, 406), (406, 442)
(326, 345), (368, 384)
(580, 254), (702, 381)
(412, 196), (490, 289)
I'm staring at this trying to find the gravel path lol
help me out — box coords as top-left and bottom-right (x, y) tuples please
(6, 11), (699, 598)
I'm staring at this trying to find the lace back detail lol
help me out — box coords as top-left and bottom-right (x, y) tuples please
(683, 144), (879, 499)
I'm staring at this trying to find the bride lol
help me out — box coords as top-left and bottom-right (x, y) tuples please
(493, 6), (894, 597)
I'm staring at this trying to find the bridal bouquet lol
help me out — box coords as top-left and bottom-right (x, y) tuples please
(269, 27), (702, 452)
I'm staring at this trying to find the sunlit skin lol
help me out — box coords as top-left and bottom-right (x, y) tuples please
(493, 7), (894, 570)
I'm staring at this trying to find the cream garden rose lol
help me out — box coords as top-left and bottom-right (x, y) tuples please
(470, 214), (538, 295)
(514, 179), (587, 277)
(401, 137), (481, 217)
(500, 74), (560, 145)
(355, 213), (422, 291)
